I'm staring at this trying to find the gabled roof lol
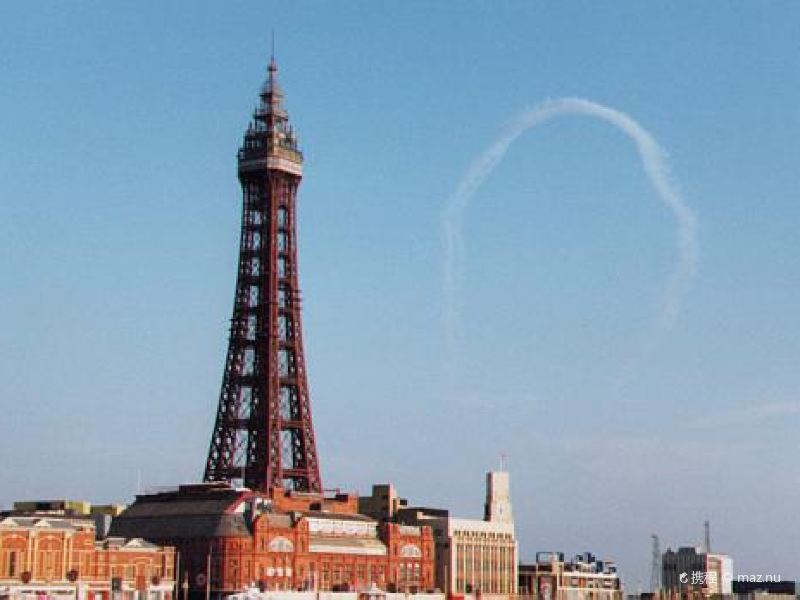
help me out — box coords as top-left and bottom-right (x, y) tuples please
(95, 537), (161, 551)
(0, 516), (90, 531)
(122, 538), (159, 550)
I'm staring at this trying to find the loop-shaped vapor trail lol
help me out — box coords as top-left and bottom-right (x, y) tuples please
(442, 97), (698, 360)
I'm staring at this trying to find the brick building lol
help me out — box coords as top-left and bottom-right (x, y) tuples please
(109, 483), (435, 598)
(0, 503), (174, 600)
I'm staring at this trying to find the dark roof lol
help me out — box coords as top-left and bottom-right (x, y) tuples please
(732, 581), (796, 595)
(110, 513), (251, 541)
(108, 486), (252, 541)
(108, 485), (375, 543)
(398, 506), (449, 518)
(126, 486), (245, 516)
(121, 496), (239, 517)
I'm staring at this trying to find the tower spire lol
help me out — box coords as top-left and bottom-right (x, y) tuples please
(259, 54), (285, 117)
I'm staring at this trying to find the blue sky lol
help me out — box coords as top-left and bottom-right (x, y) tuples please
(2, 1), (800, 587)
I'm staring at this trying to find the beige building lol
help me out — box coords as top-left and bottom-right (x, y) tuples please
(396, 472), (518, 600)
(519, 552), (622, 600)
(705, 553), (733, 596)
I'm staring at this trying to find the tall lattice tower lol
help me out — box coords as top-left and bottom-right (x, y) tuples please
(204, 57), (322, 493)
(650, 533), (662, 593)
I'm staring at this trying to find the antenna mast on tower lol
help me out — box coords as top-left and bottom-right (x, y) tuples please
(650, 533), (662, 593)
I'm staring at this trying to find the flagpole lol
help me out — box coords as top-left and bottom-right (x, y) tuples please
(206, 546), (212, 600)
(175, 551), (181, 600)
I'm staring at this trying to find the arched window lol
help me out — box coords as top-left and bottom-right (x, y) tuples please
(268, 537), (294, 552)
(399, 544), (422, 558)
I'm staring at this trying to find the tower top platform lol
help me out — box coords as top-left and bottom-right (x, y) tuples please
(238, 57), (303, 176)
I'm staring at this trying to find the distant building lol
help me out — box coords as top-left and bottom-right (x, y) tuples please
(0, 503), (174, 600)
(483, 471), (513, 524)
(358, 485), (409, 523)
(732, 580), (795, 600)
(109, 483), (435, 598)
(519, 551), (622, 600)
(705, 554), (733, 596)
(390, 471), (518, 600)
(11, 500), (94, 516)
(9, 500), (126, 542)
(662, 547), (733, 596)
(91, 505), (126, 540)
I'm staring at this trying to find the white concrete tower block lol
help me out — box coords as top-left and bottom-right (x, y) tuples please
(484, 470), (514, 524)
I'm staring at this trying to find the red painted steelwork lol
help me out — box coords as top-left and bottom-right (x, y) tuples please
(204, 58), (322, 493)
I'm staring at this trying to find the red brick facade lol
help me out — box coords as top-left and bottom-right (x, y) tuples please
(110, 484), (435, 598)
(190, 515), (434, 594)
(0, 515), (175, 600)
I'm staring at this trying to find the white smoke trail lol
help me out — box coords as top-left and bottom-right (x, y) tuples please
(442, 97), (698, 363)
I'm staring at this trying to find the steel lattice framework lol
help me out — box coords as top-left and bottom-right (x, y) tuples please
(204, 58), (322, 493)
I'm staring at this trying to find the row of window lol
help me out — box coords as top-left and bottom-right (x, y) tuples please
(0, 549), (166, 581)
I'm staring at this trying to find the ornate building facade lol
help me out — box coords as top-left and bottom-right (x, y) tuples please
(0, 505), (174, 600)
(109, 483), (434, 598)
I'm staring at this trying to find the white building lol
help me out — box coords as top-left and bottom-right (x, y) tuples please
(399, 472), (518, 600)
